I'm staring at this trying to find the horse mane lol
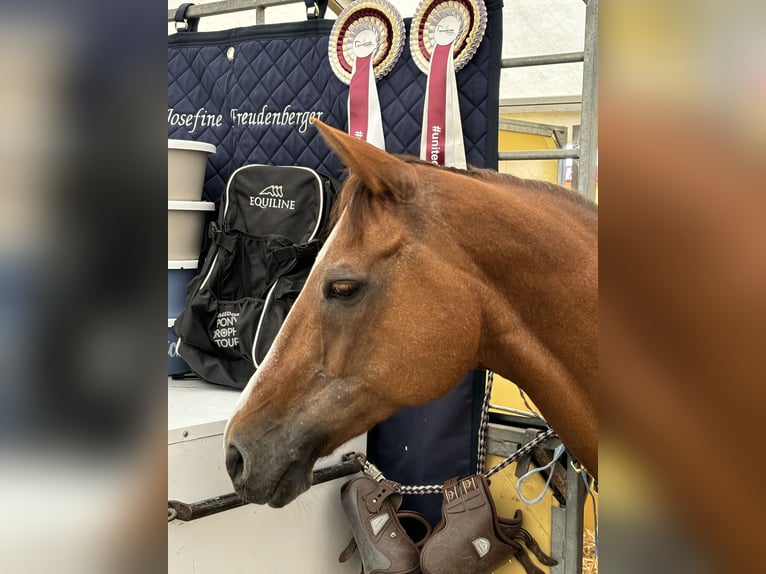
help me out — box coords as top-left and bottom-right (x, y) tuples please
(401, 156), (597, 212)
(327, 155), (596, 241)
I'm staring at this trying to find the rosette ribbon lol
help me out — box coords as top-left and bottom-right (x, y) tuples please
(412, 0), (486, 169)
(348, 51), (385, 149)
(329, 0), (405, 151)
(420, 40), (466, 168)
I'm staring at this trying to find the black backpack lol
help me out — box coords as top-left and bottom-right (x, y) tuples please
(173, 165), (338, 389)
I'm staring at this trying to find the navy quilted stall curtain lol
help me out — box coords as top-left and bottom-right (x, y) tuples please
(168, 0), (501, 202)
(168, 0), (502, 525)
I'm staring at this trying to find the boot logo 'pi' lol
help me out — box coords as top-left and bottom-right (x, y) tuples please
(369, 512), (390, 536)
(445, 485), (460, 502)
(461, 476), (478, 494)
(472, 537), (491, 558)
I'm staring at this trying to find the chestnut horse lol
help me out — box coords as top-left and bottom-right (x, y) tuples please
(224, 121), (597, 508)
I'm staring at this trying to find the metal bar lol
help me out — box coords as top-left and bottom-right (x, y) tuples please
(551, 127), (568, 150)
(485, 422), (560, 459)
(550, 506), (567, 574)
(255, 7), (266, 24)
(499, 149), (580, 161)
(168, 456), (362, 522)
(513, 428), (541, 477)
(501, 95), (583, 109)
(563, 459), (586, 574)
(501, 51), (584, 69)
(168, 0), (299, 22)
(570, 125), (580, 191)
(488, 402), (540, 419)
(488, 411), (550, 432)
(169, 492), (245, 521)
(558, 149), (568, 186)
(498, 117), (569, 140)
(311, 457), (363, 484)
(577, 0), (598, 201)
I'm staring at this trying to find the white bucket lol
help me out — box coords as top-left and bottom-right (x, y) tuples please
(168, 139), (217, 201)
(168, 200), (216, 260)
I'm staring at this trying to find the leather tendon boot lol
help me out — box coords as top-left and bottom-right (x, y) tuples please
(339, 476), (430, 574)
(420, 475), (542, 574)
(500, 515), (558, 571)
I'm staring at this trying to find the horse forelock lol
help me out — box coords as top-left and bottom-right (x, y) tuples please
(327, 167), (417, 243)
(327, 175), (368, 242)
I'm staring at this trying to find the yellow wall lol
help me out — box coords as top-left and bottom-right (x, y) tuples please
(498, 110), (598, 198)
(497, 129), (560, 182)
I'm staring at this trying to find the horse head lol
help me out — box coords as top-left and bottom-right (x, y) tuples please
(224, 122), (485, 507)
(224, 121), (599, 507)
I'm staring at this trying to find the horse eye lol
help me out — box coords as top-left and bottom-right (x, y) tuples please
(327, 281), (360, 299)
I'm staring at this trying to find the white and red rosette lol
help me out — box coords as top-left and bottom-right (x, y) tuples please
(411, 0), (487, 168)
(329, 0), (405, 150)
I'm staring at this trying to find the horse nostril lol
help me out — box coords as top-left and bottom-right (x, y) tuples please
(225, 443), (245, 485)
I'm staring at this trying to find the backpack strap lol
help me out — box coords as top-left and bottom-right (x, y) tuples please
(272, 239), (321, 264)
(208, 222), (237, 253)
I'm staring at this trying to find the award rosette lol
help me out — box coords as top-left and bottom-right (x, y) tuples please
(329, 0), (405, 150)
(411, 0), (487, 168)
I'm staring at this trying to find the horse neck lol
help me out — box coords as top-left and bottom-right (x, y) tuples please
(428, 172), (598, 455)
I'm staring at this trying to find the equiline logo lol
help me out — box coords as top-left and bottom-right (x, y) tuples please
(250, 185), (295, 210)
(259, 185), (283, 198)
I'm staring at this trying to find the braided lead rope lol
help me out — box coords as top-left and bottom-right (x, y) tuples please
(354, 427), (557, 495)
(518, 386), (546, 423)
(475, 370), (495, 474)
(484, 428), (556, 478)
(397, 482), (445, 495)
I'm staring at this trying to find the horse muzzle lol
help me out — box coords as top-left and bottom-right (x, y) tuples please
(224, 428), (323, 508)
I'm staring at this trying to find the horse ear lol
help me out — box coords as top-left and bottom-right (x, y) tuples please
(312, 119), (418, 199)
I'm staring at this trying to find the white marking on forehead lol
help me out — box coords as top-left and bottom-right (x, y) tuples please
(313, 210), (346, 268)
(225, 210), (347, 435)
(226, 319), (283, 433)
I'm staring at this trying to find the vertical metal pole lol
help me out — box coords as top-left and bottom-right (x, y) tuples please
(577, 0), (598, 201)
(571, 124), (580, 191)
(564, 460), (586, 574)
(558, 157), (567, 187)
(550, 506), (567, 574)
(255, 6), (266, 24)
